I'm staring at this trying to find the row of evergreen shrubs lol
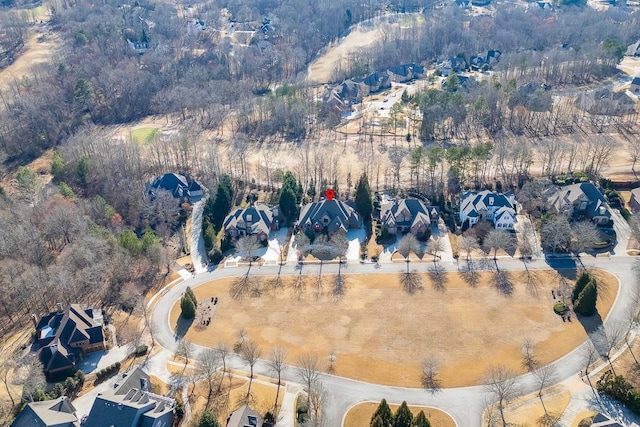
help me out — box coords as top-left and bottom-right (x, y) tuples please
(180, 286), (198, 319)
(96, 362), (121, 381)
(370, 399), (431, 427)
(597, 371), (640, 417)
(572, 272), (598, 316)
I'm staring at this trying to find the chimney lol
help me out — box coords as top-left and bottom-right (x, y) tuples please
(30, 314), (37, 328)
(56, 302), (63, 314)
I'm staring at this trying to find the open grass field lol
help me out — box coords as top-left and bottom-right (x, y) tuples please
(501, 386), (571, 426)
(344, 401), (455, 427)
(170, 269), (617, 388)
(130, 126), (159, 144)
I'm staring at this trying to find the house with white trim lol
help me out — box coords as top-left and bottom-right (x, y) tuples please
(459, 190), (516, 229)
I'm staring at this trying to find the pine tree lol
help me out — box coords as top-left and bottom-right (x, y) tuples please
(355, 173), (373, 222)
(574, 279), (597, 316)
(411, 411), (431, 427)
(370, 399), (393, 427)
(210, 175), (233, 231)
(196, 411), (221, 427)
(279, 187), (298, 223)
(394, 401), (413, 427)
(572, 272), (591, 303)
(180, 294), (196, 319)
(185, 286), (197, 308)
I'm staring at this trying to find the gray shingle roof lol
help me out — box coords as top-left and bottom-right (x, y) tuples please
(298, 199), (360, 232)
(12, 396), (79, 427)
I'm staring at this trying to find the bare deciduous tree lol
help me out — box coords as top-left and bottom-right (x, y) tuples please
(485, 229), (515, 261)
(460, 235), (479, 261)
(421, 357), (441, 393)
(397, 233), (422, 273)
(581, 342), (599, 390)
(197, 348), (221, 408)
(235, 235), (262, 265)
(240, 340), (262, 397)
(532, 364), (558, 415)
(483, 366), (519, 427)
(268, 346), (288, 416)
(521, 338), (538, 372)
(297, 353), (322, 397)
(214, 341), (231, 393)
(175, 338), (195, 373)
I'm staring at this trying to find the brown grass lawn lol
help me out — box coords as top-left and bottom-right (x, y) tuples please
(344, 402), (455, 427)
(170, 270), (618, 387)
(501, 386), (571, 426)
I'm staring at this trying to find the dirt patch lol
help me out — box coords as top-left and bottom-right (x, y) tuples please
(169, 269), (618, 387)
(344, 401), (455, 427)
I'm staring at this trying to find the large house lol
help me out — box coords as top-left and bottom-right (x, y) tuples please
(224, 204), (279, 241)
(84, 366), (174, 427)
(379, 198), (439, 237)
(629, 187), (640, 213)
(386, 63), (425, 83)
(12, 396), (79, 427)
(548, 182), (611, 225)
(632, 77), (640, 95)
(298, 199), (361, 235)
(459, 190), (517, 230)
(34, 304), (105, 377)
(227, 405), (264, 427)
(146, 173), (203, 204)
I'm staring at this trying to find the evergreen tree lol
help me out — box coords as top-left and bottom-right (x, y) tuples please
(411, 411), (431, 427)
(394, 401), (413, 427)
(180, 294), (196, 319)
(574, 280), (598, 316)
(355, 173), (373, 222)
(196, 411), (221, 427)
(370, 399), (393, 427)
(51, 151), (66, 181)
(211, 175), (233, 231)
(279, 187), (298, 223)
(185, 286), (197, 308)
(371, 416), (386, 427)
(572, 272), (591, 303)
(76, 157), (89, 188)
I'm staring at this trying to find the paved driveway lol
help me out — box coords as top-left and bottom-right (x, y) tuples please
(610, 208), (631, 256)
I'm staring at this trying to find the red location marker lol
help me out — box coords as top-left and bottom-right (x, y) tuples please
(325, 188), (335, 201)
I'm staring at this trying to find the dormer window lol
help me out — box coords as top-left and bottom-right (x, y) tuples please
(246, 214), (253, 221)
(488, 197), (494, 205)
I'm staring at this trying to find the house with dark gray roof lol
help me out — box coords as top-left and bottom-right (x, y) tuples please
(470, 50), (501, 71)
(354, 71), (391, 93)
(459, 190), (516, 229)
(548, 182), (611, 225)
(12, 396), (79, 427)
(632, 77), (640, 95)
(35, 304), (105, 377)
(146, 173), (203, 204)
(224, 203), (279, 241)
(387, 63), (425, 83)
(380, 198), (438, 237)
(84, 366), (174, 427)
(298, 199), (360, 235)
(629, 187), (640, 213)
(226, 405), (263, 427)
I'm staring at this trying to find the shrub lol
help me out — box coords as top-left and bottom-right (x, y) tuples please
(74, 370), (85, 384)
(553, 302), (568, 314)
(572, 272), (591, 303)
(134, 345), (148, 356)
(574, 280), (597, 316)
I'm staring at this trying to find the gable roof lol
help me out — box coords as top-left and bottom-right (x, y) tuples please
(460, 190), (514, 217)
(298, 199), (360, 232)
(12, 396), (79, 427)
(84, 367), (173, 427)
(549, 182), (609, 218)
(387, 63), (425, 77)
(224, 204), (274, 236)
(36, 304), (104, 374)
(380, 198), (431, 229)
(494, 206), (516, 222)
(147, 173), (203, 201)
(227, 405), (263, 427)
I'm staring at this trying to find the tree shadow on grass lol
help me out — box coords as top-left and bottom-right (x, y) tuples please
(491, 269), (514, 297)
(174, 317), (194, 340)
(427, 263), (447, 292)
(459, 261), (480, 287)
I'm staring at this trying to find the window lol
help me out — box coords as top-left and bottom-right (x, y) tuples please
(488, 197), (494, 205)
(246, 214), (253, 221)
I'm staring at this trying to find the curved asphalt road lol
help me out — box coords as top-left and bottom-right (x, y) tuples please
(150, 256), (638, 427)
